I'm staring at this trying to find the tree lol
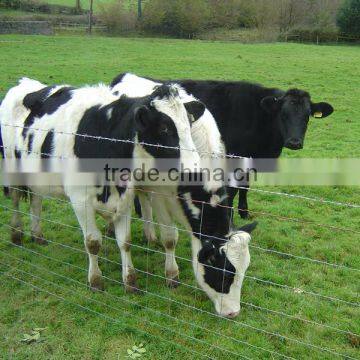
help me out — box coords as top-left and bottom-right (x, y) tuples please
(337, 0), (360, 36)
(75, 0), (81, 12)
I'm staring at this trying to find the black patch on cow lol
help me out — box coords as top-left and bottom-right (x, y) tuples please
(97, 186), (111, 203)
(199, 243), (236, 293)
(40, 129), (54, 159)
(137, 111), (180, 159)
(14, 148), (21, 159)
(74, 97), (136, 159)
(0, 120), (4, 159)
(27, 133), (34, 153)
(22, 86), (74, 138)
(23, 86), (55, 113)
(115, 186), (126, 197)
(110, 73), (127, 88)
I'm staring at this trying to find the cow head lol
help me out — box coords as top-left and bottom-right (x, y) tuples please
(135, 84), (205, 161)
(261, 89), (334, 150)
(194, 221), (257, 318)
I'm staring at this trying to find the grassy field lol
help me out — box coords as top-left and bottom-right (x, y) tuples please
(0, 35), (359, 359)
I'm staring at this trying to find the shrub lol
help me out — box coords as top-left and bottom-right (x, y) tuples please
(337, 0), (360, 36)
(141, 0), (210, 38)
(98, 0), (137, 34)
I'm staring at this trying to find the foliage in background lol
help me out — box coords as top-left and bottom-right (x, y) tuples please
(98, 0), (136, 34)
(337, 0), (360, 36)
(0, 0), (84, 14)
(1, 0), (359, 41)
(141, 0), (210, 38)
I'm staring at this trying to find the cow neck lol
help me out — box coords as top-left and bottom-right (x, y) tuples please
(177, 185), (230, 249)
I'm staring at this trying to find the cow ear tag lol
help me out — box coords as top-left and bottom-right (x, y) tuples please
(314, 112), (323, 118)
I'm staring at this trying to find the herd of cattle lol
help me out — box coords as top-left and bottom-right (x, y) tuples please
(0, 73), (334, 318)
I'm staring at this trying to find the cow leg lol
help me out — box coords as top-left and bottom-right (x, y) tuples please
(160, 223), (180, 288)
(29, 193), (47, 245)
(138, 192), (157, 243)
(153, 203), (179, 288)
(113, 213), (138, 293)
(71, 198), (104, 291)
(238, 185), (249, 219)
(10, 188), (23, 245)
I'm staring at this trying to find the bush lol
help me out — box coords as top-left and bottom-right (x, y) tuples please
(0, 0), (84, 15)
(285, 27), (339, 42)
(141, 0), (210, 38)
(98, 1), (136, 34)
(337, 0), (360, 36)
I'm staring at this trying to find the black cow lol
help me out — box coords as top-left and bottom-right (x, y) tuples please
(173, 80), (334, 218)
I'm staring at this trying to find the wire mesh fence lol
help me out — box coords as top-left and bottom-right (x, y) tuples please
(0, 122), (359, 359)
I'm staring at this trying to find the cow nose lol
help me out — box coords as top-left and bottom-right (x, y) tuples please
(286, 138), (303, 150)
(224, 311), (240, 318)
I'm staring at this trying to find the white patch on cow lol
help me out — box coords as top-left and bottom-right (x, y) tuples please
(183, 192), (200, 218)
(209, 193), (227, 207)
(112, 73), (158, 98)
(151, 85), (200, 166)
(106, 107), (113, 120)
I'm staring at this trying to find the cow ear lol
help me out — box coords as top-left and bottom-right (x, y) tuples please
(260, 96), (280, 113)
(184, 101), (205, 122)
(134, 105), (151, 131)
(311, 102), (334, 119)
(237, 221), (258, 234)
(198, 241), (216, 264)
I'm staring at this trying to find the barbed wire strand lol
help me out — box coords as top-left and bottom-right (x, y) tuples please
(1, 133), (360, 209)
(2, 186), (359, 273)
(0, 214), (358, 309)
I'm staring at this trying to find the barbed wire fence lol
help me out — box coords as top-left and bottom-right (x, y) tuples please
(0, 124), (359, 359)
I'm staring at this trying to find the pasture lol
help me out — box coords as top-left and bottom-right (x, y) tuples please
(0, 35), (359, 359)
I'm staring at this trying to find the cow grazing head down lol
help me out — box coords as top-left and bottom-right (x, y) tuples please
(261, 89), (334, 150)
(134, 84), (205, 160)
(194, 221), (257, 318)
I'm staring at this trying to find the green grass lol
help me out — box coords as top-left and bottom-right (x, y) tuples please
(0, 35), (359, 359)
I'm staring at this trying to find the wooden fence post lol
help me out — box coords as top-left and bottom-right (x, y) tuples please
(88, 0), (93, 34)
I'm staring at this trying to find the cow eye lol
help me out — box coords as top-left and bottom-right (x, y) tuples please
(159, 123), (171, 135)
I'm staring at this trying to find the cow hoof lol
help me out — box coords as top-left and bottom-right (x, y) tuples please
(125, 284), (140, 294)
(124, 272), (139, 293)
(166, 276), (180, 289)
(239, 210), (250, 219)
(89, 276), (104, 292)
(31, 234), (48, 245)
(11, 230), (23, 245)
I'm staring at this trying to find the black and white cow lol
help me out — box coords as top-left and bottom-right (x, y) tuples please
(0, 78), (257, 317)
(111, 74), (334, 219)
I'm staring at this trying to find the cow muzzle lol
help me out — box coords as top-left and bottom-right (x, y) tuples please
(285, 138), (303, 150)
